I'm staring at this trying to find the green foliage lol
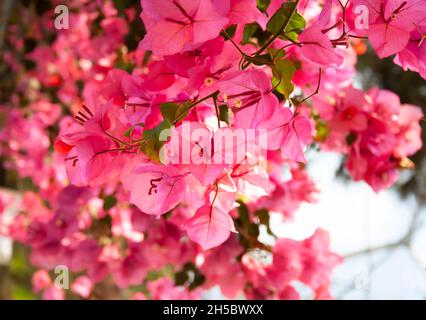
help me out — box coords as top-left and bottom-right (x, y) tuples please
(123, 127), (133, 138)
(103, 195), (117, 210)
(113, 0), (136, 10)
(12, 283), (37, 300)
(236, 202), (275, 249)
(115, 49), (134, 72)
(222, 25), (237, 39)
(257, 0), (271, 12)
(142, 100), (194, 161)
(140, 119), (172, 162)
(315, 120), (329, 142)
(219, 104), (230, 125)
(272, 57), (296, 99)
(242, 23), (259, 45)
(174, 263), (206, 291)
(266, 2), (305, 41)
(146, 264), (174, 281)
(238, 3), (303, 96)
(10, 244), (38, 300)
(160, 102), (191, 124)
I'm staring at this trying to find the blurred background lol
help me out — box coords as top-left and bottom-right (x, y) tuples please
(0, 0), (425, 300)
(267, 54), (426, 299)
(271, 54), (426, 299)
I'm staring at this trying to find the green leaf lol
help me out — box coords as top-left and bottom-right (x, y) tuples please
(142, 119), (172, 141)
(315, 120), (329, 142)
(160, 102), (180, 122)
(272, 58), (296, 99)
(219, 104), (229, 125)
(160, 102), (191, 123)
(221, 25), (237, 38)
(283, 12), (305, 41)
(146, 265), (174, 281)
(113, 0), (134, 10)
(270, 48), (286, 61)
(267, 2), (296, 34)
(141, 119), (172, 162)
(242, 23), (259, 45)
(174, 263), (206, 291)
(174, 270), (189, 286)
(257, 0), (271, 12)
(266, 2), (305, 41)
(103, 195), (117, 210)
(123, 127), (133, 138)
(12, 284), (37, 300)
(189, 272), (206, 291)
(115, 47), (134, 72)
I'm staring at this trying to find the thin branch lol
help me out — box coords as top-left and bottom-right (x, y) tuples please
(213, 95), (221, 128)
(254, 0), (300, 56)
(344, 241), (402, 259)
(298, 68), (322, 104)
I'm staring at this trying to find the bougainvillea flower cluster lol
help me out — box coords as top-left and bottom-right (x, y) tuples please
(0, 0), (423, 299)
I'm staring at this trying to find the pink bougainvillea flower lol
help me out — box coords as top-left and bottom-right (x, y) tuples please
(185, 204), (234, 250)
(258, 106), (313, 163)
(214, 0), (261, 25)
(32, 269), (51, 293)
(62, 133), (128, 187)
(258, 168), (318, 219)
(266, 228), (341, 298)
(65, 135), (113, 185)
(71, 276), (93, 299)
(362, 157), (399, 192)
(185, 40), (241, 92)
(239, 228), (341, 300)
(164, 36), (226, 77)
(257, 106), (294, 150)
(141, 61), (176, 91)
(298, 0), (343, 67)
(101, 69), (151, 107)
(147, 277), (202, 299)
(355, 0), (426, 58)
(217, 69), (278, 129)
(42, 285), (65, 300)
(129, 164), (187, 216)
(140, 0), (228, 56)
(297, 229), (342, 291)
(394, 104), (423, 158)
(394, 25), (426, 79)
(2, 0), (425, 301)
(110, 207), (145, 243)
(228, 160), (275, 201)
(164, 122), (227, 185)
(200, 237), (245, 298)
(299, 26), (344, 67)
(101, 243), (148, 288)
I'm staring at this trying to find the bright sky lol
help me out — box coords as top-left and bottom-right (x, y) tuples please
(270, 152), (426, 299)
